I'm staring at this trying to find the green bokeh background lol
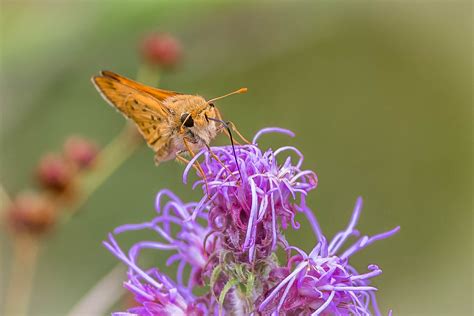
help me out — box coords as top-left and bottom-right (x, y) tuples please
(1, 1), (472, 315)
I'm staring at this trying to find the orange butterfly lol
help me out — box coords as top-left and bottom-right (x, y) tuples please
(91, 71), (247, 167)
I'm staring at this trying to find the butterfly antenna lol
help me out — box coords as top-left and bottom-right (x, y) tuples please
(207, 117), (243, 182)
(207, 88), (247, 104)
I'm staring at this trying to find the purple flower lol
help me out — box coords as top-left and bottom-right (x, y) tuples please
(103, 190), (214, 314)
(103, 127), (399, 316)
(258, 197), (400, 315)
(184, 128), (318, 262)
(104, 235), (207, 316)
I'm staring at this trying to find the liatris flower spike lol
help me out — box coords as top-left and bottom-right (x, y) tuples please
(104, 127), (399, 315)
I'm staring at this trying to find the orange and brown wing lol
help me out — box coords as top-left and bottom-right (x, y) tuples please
(92, 73), (170, 150)
(100, 70), (180, 101)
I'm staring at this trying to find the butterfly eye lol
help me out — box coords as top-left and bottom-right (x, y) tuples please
(209, 102), (215, 108)
(180, 113), (194, 127)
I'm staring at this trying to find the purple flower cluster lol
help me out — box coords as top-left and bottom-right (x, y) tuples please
(183, 127), (318, 263)
(104, 128), (399, 315)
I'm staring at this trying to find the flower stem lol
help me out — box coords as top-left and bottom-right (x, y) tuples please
(0, 183), (12, 207)
(0, 184), (12, 315)
(136, 63), (161, 86)
(66, 264), (127, 316)
(4, 234), (40, 316)
(62, 124), (141, 221)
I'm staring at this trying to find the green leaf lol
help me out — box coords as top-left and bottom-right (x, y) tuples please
(210, 265), (222, 289)
(246, 272), (255, 297)
(219, 278), (239, 307)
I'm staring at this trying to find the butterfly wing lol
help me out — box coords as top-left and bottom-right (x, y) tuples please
(100, 70), (181, 101)
(92, 73), (172, 151)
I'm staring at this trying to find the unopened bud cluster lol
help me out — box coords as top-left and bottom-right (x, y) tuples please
(4, 136), (98, 235)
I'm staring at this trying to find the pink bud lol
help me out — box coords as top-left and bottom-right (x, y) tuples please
(36, 154), (73, 193)
(64, 136), (98, 170)
(7, 192), (56, 235)
(140, 33), (182, 68)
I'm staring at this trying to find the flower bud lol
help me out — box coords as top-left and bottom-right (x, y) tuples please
(139, 33), (182, 68)
(64, 136), (98, 170)
(6, 192), (56, 235)
(36, 154), (74, 193)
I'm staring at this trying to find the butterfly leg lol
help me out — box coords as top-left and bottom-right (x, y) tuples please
(209, 110), (244, 183)
(176, 154), (199, 172)
(227, 121), (251, 144)
(214, 108), (241, 145)
(215, 108), (250, 144)
(182, 137), (210, 197)
(204, 144), (238, 182)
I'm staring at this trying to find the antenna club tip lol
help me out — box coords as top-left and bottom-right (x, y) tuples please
(207, 87), (248, 103)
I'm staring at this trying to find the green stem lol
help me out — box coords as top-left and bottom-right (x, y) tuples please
(66, 264), (126, 316)
(0, 183), (12, 209)
(62, 125), (141, 221)
(0, 184), (12, 316)
(136, 63), (161, 86)
(4, 234), (40, 316)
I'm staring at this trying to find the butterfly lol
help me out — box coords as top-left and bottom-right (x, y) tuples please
(91, 71), (247, 167)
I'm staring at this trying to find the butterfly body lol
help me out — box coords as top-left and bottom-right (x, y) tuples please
(156, 95), (220, 163)
(91, 71), (236, 165)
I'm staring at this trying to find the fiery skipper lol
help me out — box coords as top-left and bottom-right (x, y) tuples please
(91, 71), (247, 166)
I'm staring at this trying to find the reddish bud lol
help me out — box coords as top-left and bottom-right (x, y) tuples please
(64, 136), (99, 170)
(140, 33), (182, 68)
(36, 154), (73, 193)
(6, 192), (56, 235)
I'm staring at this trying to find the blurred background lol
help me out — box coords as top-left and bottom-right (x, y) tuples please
(0, 1), (472, 315)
